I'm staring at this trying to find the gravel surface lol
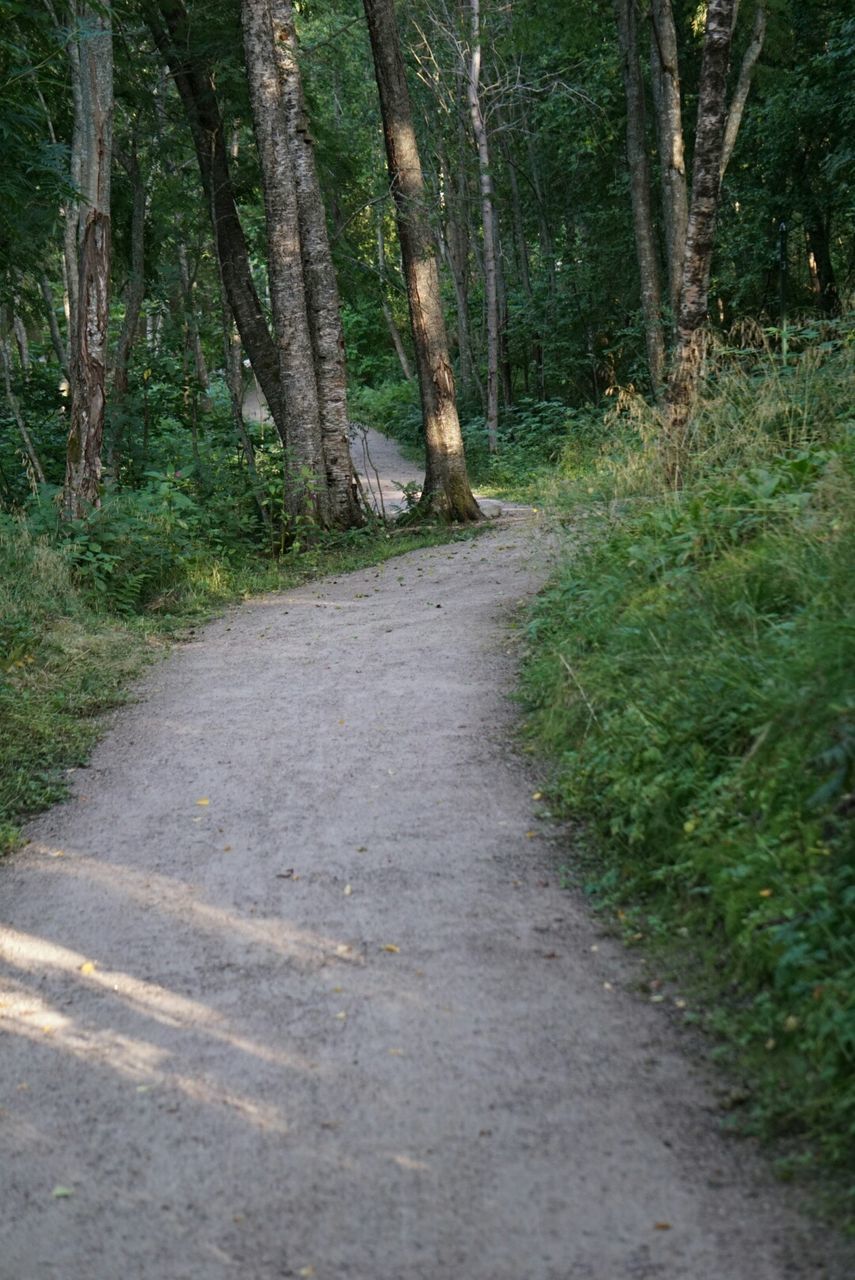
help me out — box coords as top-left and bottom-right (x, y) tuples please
(1, 433), (851, 1279)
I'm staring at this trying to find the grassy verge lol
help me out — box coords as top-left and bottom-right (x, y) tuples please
(521, 330), (855, 1210)
(0, 518), (480, 855)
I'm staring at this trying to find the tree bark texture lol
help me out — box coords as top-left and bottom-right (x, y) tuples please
(147, 1), (289, 456)
(362, 0), (481, 522)
(467, 0), (500, 449)
(65, 2), (113, 518)
(665, 0), (736, 486)
(614, 0), (666, 395)
(242, 0), (329, 525)
(649, 0), (688, 317)
(271, 0), (362, 527)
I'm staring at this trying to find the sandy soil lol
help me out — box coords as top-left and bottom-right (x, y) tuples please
(0, 431), (851, 1279)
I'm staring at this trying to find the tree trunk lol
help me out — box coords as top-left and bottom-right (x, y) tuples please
(720, 2), (766, 181)
(223, 305), (272, 531)
(65, 2), (113, 519)
(805, 214), (840, 316)
(271, 0), (362, 528)
(40, 274), (68, 373)
(649, 0), (688, 319)
(615, 0), (666, 396)
(467, 0), (500, 450)
(664, 0), (736, 486)
(177, 243), (208, 391)
(146, 1), (289, 456)
(242, 0), (328, 525)
(112, 143), (146, 403)
(378, 218), (415, 381)
(362, 0), (481, 521)
(1, 331), (45, 486)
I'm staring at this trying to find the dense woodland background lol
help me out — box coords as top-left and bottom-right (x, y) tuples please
(1, 0), (853, 1211)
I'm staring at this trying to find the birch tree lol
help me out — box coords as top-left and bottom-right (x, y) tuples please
(64, 2), (113, 518)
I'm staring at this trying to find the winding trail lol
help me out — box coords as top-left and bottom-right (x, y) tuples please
(0, 432), (849, 1279)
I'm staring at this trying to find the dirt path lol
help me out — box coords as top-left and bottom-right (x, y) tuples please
(0, 434), (849, 1279)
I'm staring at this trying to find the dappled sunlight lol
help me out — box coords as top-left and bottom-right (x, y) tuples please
(0, 925), (314, 1075)
(0, 983), (290, 1135)
(25, 840), (361, 971)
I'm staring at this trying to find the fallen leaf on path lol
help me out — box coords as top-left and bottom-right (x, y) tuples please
(196, 798), (210, 807)
(388, 1048), (404, 1057)
(343, 884), (352, 897)
(653, 1222), (671, 1231)
(532, 791), (543, 800)
(298, 1268), (316, 1278)
(223, 845), (232, 852)
(381, 944), (400, 954)
(334, 1011), (347, 1020)
(51, 1186), (74, 1199)
(79, 961), (96, 975)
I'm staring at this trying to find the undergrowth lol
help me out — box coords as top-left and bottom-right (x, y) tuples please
(521, 326), (855, 1208)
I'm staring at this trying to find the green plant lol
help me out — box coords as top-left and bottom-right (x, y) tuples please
(522, 335), (855, 1201)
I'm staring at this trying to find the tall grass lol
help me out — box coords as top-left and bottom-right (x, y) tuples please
(522, 328), (855, 1197)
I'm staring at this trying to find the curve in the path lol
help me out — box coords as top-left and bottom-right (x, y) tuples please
(0, 429), (850, 1280)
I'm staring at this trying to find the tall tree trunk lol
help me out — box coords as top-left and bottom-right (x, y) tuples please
(615, 0), (666, 396)
(146, 1), (289, 457)
(65, 1), (113, 519)
(805, 214), (840, 316)
(271, 0), (362, 528)
(719, 2), (767, 181)
(438, 137), (481, 403)
(242, 0), (328, 525)
(223, 304), (272, 531)
(466, 0), (500, 450)
(649, 0), (688, 319)
(177, 243), (208, 391)
(112, 143), (146, 403)
(378, 215), (414, 381)
(362, 0), (481, 522)
(664, 0), (736, 486)
(39, 274), (68, 373)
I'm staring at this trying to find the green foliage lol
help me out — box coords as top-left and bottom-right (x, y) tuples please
(521, 338), (855, 1194)
(0, 518), (151, 852)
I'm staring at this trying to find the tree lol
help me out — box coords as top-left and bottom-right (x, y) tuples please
(242, 0), (328, 523)
(362, 0), (481, 521)
(271, 0), (362, 527)
(614, 0), (666, 394)
(664, 0), (736, 485)
(64, 2), (114, 518)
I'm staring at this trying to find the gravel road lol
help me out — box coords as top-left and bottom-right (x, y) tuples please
(0, 433), (850, 1279)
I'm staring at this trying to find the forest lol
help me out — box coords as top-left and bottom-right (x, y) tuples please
(0, 0), (853, 1236)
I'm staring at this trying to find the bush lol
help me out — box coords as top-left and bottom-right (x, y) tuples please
(522, 333), (855, 1192)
